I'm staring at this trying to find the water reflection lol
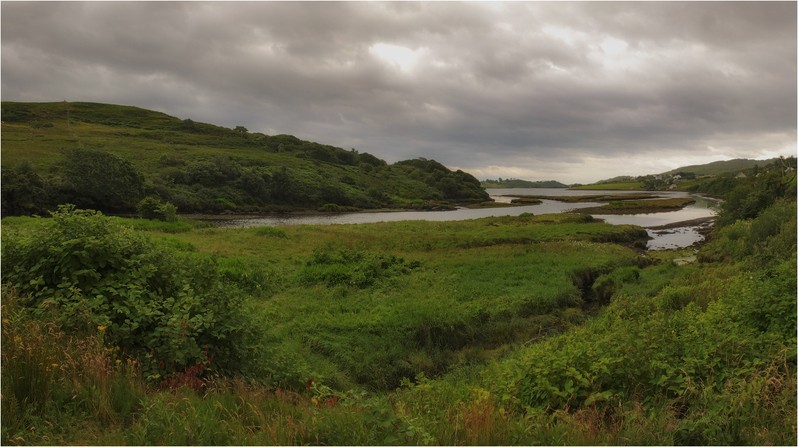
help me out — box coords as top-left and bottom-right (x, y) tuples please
(205, 199), (602, 227)
(195, 188), (720, 250)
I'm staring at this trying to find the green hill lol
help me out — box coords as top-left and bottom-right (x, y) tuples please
(1, 102), (489, 215)
(481, 178), (568, 188)
(574, 158), (783, 191)
(662, 158), (778, 176)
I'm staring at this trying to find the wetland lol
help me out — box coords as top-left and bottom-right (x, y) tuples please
(193, 188), (720, 250)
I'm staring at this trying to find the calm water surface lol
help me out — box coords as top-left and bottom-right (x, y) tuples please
(198, 188), (720, 250)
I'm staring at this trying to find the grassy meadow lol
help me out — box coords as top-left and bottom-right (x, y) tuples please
(2, 191), (796, 444)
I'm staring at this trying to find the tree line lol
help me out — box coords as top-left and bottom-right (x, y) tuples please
(1, 148), (489, 217)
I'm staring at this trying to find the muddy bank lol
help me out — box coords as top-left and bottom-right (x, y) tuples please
(647, 216), (715, 231)
(501, 193), (659, 203)
(644, 217), (715, 250)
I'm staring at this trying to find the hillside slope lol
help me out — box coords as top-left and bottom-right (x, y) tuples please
(662, 158), (779, 176)
(573, 157), (785, 191)
(1, 102), (489, 215)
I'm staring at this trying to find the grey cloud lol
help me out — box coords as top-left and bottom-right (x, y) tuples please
(2, 1), (795, 183)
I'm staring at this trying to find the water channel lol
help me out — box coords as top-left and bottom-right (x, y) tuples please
(196, 188), (720, 250)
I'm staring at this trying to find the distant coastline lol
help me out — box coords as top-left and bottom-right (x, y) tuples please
(480, 179), (568, 188)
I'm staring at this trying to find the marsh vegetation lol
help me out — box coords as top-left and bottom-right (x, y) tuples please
(3, 164), (795, 444)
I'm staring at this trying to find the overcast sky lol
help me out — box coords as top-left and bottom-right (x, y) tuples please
(2, 1), (796, 183)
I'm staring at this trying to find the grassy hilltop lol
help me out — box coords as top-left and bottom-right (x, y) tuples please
(1, 101), (489, 215)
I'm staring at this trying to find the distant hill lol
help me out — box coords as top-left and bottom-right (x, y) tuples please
(578, 158), (781, 191)
(481, 178), (568, 188)
(662, 158), (779, 176)
(1, 101), (489, 215)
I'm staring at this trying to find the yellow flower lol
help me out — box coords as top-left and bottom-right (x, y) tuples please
(97, 325), (106, 332)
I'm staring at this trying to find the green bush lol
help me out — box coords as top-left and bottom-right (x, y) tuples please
(137, 196), (178, 221)
(1, 205), (258, 379)
(747, 198), (797, 265)
(1, 161), (48, 216)
(57, 148), (144, 213)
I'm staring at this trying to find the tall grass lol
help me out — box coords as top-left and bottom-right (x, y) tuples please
(1, 287), (146, 445)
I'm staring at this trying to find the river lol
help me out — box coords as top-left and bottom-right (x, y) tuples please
(195, 188), (720, 250)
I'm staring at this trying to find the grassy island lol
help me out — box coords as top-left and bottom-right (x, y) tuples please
(571, 197), (697, 214)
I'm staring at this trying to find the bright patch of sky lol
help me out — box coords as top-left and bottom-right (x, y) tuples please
(369, 43), (420, 73)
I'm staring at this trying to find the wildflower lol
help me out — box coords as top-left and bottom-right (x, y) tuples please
(97, 325), (106, 332)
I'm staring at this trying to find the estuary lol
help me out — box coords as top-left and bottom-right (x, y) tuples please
(195, 188), (720, 250)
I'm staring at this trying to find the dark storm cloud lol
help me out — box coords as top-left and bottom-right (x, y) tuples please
(2, 1), (795, 182)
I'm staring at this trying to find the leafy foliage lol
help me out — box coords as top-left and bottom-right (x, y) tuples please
(56, 148), (144, 213)
(690, 156), (796, 226)
(1, 205), (258, 379)
(137, 196), (177, 221)
(1, 161), (48, 216)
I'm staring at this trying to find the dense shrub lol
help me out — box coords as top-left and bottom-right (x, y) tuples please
(1, 161), (48, 216)
(698, 158), (797, 227)
(137, 196), (178, 221)
(57, 148), (144, 213)
(1, 206), (258, 379)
